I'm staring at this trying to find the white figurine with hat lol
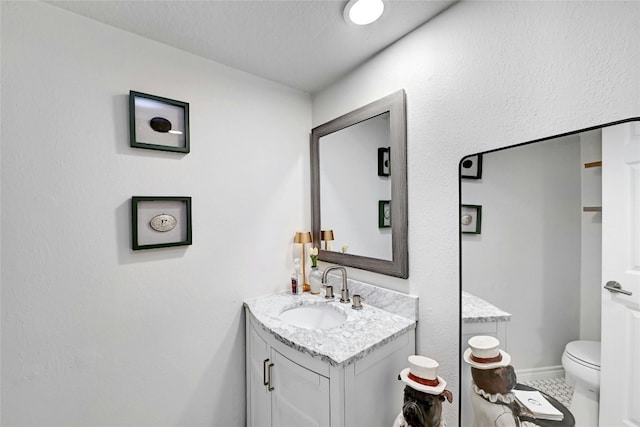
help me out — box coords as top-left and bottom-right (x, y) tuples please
(392, 355), (453, 427)
(464, 335), (511, 370)
(464, 336), (537, 427)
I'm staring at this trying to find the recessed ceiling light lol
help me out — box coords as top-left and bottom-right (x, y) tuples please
(344, 0), (385, 26)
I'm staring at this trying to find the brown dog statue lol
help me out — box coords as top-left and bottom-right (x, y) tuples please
(392, 355), (453, 427)
(464, 336), (536, 427)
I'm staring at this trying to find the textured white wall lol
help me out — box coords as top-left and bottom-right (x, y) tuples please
(313, 2), (640, 424)
(462, 138), (582, 370)
(1, 2), (310, 426)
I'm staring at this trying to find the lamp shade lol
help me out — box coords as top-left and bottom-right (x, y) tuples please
(294, 231), (312, 244)
(321, 230), (335, 241)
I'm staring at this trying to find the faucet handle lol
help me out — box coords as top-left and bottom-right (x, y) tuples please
(351, 294), (364, 310)
(340, 288), (350, 304)
(324, 285), (334, 299)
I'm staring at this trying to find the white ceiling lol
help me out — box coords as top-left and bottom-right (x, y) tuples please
(47, 0), (456, 93)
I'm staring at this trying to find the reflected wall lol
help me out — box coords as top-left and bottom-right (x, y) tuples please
(320, 113), (392, 260)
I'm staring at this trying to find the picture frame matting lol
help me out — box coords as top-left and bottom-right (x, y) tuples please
(131, 196), (192, 250)
(461, 204), (482, 234)
(129, 91), (190, 153)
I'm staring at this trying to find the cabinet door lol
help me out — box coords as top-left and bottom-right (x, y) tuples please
(270, 349), (330, 427)
(247, 321), (271, 427)
(349, 331), (413, 427)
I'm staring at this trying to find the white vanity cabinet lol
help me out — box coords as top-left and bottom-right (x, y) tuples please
(247, 314), (330, 427)
(245, 306), (416, 427)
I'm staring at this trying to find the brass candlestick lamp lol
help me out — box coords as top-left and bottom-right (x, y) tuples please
(294, 231), (312, 290)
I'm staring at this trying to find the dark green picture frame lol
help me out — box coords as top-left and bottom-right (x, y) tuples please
(460, 154), (483, 179)
(129, 91), (190, 153)
(378, 200), (391, 228)
(461, 204), (482, 234)
(131, 196), (192, 250)
(378, 147), (390, 176)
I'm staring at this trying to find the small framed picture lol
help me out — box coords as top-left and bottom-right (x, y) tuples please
(131, 196), (192, 250)
(129, 91), (190, 153)
(461, 204), (482, 234)
(378, 147), (390, 176)
(460, 154), (482, 179)
(379, 200), (391, 228)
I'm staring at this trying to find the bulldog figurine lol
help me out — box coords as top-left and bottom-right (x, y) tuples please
(464, 336), (536, 427)
(392, 355), (453, 427)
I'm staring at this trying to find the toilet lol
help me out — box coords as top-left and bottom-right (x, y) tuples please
(561, 340), (601, 427)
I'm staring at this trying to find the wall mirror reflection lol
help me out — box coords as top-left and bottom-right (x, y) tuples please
(311, 90), (408, 278)
(459, 119), (640, 427)
(320, 112), (392, 260)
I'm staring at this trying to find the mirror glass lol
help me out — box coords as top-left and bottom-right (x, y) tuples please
(458, 119), (640, 426)
(311, 90), (408, 278)
(320, 112), (392, 260)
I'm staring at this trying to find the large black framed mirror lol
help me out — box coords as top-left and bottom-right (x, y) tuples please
(458, 117), (640, 427)
(311, 89), (408, 278)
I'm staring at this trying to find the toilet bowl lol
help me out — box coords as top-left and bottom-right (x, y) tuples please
(561, 340), (600, 427)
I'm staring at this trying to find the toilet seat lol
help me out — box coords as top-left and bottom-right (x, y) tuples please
(564, 340), (600, 370)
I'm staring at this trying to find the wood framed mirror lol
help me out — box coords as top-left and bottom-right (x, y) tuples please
(311, 89), (408, 278)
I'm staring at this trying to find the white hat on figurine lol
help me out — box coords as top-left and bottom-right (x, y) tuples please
(463, 335), (511, 370)
(399, 355), (447, 394)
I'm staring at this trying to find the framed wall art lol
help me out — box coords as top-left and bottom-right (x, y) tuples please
(378, 147), (390, 176)
(379, 200), (391, 228)
(129, 91), (190, 153)
(460, 154), (482, 179)
(131, 196), (192, 250)
(461, 204), (482, 234)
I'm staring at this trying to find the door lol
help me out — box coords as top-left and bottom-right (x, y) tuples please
(600, 122), (640, 426)
(247, 320), (272, 427)
(270, 349), (330, 427)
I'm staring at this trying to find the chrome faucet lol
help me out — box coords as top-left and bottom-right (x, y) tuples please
(321, 266), (349, 303)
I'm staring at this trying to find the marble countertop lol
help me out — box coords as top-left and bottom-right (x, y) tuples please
(244, 291), (416, 367)
(462, 291), (512, 323)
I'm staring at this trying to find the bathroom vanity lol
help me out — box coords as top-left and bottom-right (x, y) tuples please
(244, 283), (417, 427)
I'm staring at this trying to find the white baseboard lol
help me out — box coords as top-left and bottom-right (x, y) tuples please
(515, 365), (565, 382)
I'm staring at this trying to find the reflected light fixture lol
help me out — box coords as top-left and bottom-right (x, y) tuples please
(344, 0), (384, 25)
(321, 230), (335, 250)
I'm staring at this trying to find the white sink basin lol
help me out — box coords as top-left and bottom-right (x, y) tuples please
(279, 304), (347, 329)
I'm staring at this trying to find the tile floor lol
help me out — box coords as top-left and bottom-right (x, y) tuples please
(520, 378), (574, 408)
